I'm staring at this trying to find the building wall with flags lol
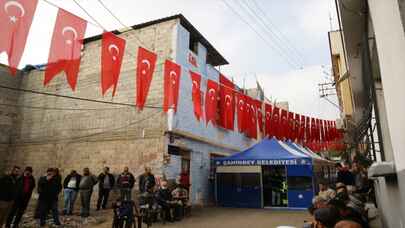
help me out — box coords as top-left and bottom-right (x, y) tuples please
(3, 18), (177, 188)
(0, 64), (22, 171)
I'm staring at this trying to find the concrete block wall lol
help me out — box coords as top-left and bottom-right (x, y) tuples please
(0, 64), (22, 172)
(5, 20), (178, 181)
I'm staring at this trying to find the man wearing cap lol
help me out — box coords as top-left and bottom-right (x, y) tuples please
(6, 167), (36, 228)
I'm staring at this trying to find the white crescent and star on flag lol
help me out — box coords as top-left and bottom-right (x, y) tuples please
(108, 44), (119, 61)
(62, 26), (78, 45)
(141, 59), (150, 75)
(169, 71), (177, 85)
(4, 0), (25, 23)
(208, 88), (216, 101)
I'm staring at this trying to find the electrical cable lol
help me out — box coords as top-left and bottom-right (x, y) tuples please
(248, 0), (306, 66)
(221, 0), (300, 70)
(0, 102), (129, 111)
(71, 0), (108, 31)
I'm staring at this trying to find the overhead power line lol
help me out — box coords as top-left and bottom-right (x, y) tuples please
(220, 0), (300, 70)
(0, 84), (162, 109)
(235, 0), (303, 68)
(249, 0), (306, 65)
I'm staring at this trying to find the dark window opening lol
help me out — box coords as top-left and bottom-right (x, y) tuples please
(189, 36), (199, 55)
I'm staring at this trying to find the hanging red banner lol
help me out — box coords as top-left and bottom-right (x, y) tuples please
(245, 96), (257, 139)
(163, 60), (181, 113)
(235, 92), (246, 132)
(0, 0), (38, 75)
(218, 74), (235, 130)
(272, 106), (281, 139)
(44, 9), (87, 90)
(287, 112), (294, 140)
(280, 109), (288, 140)
(205, 79), (219, 126)
(255, 100), (264, 134)
(293, 113), (300, 141)
(305, 116), (311, 142)
(101, 32), (125, 96)
(264, 103), (273, 138)
(298, 115), (306, 141)
(136, 47), (157, 110)
(189, 71), (202, 121)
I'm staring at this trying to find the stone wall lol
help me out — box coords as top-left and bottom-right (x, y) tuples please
(0, 64), (22, 172)
(5, 19), (178, 181)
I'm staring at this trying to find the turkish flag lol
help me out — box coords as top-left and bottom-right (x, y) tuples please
(245, 96), (257, 139)
(235, 92), (246, 132)
(0, 0), (38, 75)
(255, 100), (264, 134)
(44, 9), (87, 90)
(298, 115), (306, 141)
(205, 79), (219, 126)
(136, 47), (157, 110)
(310, 118), (316, 142)
(218, 74), (235, 130)
(272, 106), (281, 139)
(101, 32), (125, 96)
(287, 112), (294, 140)
(321, 120), (326, 142)
(293, 113), (300, 141)
(305, 116), (311, 142)
(264, 103), (273, 138)
(190, 71), (202, 121)
(163, 60), (181, 113)
(279, 109), (288, 140)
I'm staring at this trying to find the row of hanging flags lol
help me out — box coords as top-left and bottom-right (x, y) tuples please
(1, 0), (345, 152)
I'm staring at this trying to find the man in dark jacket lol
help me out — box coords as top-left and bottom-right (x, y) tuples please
(37, 168), (62, 227)
(117, 167), (135, 201)
(156, 181), (176, 222)
(336, 163), (355, 186)
(0, 166), (20, 227)
(138, 167), (156, 193)
(6, 167), (35, 228)
(63, 170), (81, 215)
(97, 167), (115, 210)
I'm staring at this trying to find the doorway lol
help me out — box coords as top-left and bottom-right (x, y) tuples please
(262, 165), (288, 207)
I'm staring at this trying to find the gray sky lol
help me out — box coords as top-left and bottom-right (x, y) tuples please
(0, 0), (340, 120)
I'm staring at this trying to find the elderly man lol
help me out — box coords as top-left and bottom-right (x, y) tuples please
(117, 167), (135, 201)
(318, 182), (336, 201)
(79, 168), (98, 218)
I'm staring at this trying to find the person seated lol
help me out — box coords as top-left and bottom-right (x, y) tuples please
(318, 182), (336, 201)
(171, 184), (189, 219)
(155, 180), (177, 222)
(312, 207), (341, 228)
(335, 183), (349, 202)
(112, 199), (136, 228)
(328, 198), (369, 228)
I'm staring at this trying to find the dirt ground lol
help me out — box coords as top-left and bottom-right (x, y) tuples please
(88, 207), (312, 228)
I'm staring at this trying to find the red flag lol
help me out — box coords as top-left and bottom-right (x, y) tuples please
(280, 109), (288, 140)
(101, 32), (125, 96)
(44, 9), (87, 90)
(235, 92), (246, 132)
(245, 96), (257, 139)
(136, 47), (157, 110)
(298, 115), (306, 141)
(163, 60), (181, 113)
(205, 79), (219, 126)
(190, 71), (202, 121)
(305, 116), (311, 142)
(293, 113), (300, 141)
(272, 106), (281, 139)
(255, 100), (264, 134)
(264, 103), (273, 137)
(310, 117), (316, 142)
(287, 112), (294, 140)
(0, 0), (38, 75)
(321, 120), (326, 142)
(218, 74), (235, 130)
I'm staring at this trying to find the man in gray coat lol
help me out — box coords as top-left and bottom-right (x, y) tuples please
(79, 168), (97, 218)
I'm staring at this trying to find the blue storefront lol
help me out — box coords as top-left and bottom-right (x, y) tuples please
(215, 138), (334, 209)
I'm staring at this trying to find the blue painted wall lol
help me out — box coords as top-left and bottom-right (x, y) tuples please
(162, 22), (256, 204)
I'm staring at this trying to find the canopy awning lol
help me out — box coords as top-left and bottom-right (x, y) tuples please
(215, 138), (312, 166)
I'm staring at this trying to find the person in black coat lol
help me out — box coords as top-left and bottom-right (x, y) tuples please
(97, 167), (115, 210)
(0, 166), (20, 227)
(138, 167), (156, 193)
(37, 168), (62, 227)
(117, 167), (135, 201)
(336, 163), (355, 186)
(63, 170), (81, 215)
(155, 181), (176, 222)
(6, 167), (35, 228)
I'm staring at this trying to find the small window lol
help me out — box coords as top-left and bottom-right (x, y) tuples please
(189, 36), (199, 54)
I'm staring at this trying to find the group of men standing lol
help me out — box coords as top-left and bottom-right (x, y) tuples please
(0, 165), (156, 227)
